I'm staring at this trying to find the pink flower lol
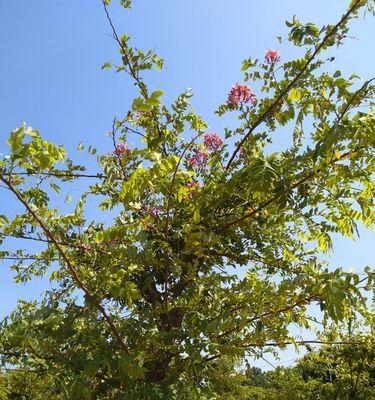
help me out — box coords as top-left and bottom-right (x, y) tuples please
(187, 181), (202, 198)
(265, 49), (280, 64)
(187, 150), (209, 170)
(203, 133), (223, 152)
(187, 181), (202, 189)
(228, 83), (256, 106)
(134, 111), (143, 121)
(113, 143), (131, 156)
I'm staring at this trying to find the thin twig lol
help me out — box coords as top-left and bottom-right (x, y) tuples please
(164, 134), (200, 236)
(1, 171), (105, 179)
(101, 0), (167, 155)
(217, 294), (317, 339)
(203, 340), (353, 364)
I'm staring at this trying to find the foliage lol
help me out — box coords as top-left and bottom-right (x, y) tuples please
(244, 332), (375, 400)
(0, 0), (374, 398)
(1, 331), (373, 399)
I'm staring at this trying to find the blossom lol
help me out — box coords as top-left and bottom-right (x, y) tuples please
(187, 181), (202, 198)
(228, 83), (256, 106)
(113, 143), (131, 156)
(265, 49), (280, 64)
(187, 181), (201, 189)
(187, 150), (209, 170)
(203, 133), (223, 152)
(133, 111), (143, 121)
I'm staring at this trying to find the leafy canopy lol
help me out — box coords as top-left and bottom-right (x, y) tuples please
(0, 0), (374, 398)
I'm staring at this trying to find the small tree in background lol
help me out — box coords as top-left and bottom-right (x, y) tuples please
(245, 330), (375, 400)
(0, 0), (374, 398)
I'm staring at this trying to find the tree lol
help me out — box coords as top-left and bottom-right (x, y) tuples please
(0, 0), (374, 398)
(0, 368), (63, 400)
(244, 332), (375, 400)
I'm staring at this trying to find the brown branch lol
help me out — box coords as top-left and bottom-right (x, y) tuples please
(161, 134), (201, 310)
(218, 147), (361, 232)
(242, 340), (351, 348)
(203, 340), (353, 363)
(217, 170), (315, 232)
(0, 174), (130, 355)
(0, 232), (109, 256)
(1, 232), (82, 249)
(110, 117), (128, 179)
(217, 294), (317, 339)
(1, 171), (104, 179)
(0, 256), (58, 261)
(101, 0), (167, 155)
(225, 0), (365, 170)
(337, 77), (375, 119)
(216, 75), (374, 233)
(164, 134), (200, 236)
(121, 122), (146, 138)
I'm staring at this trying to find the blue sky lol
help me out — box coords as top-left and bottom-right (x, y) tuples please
(0, 0), (374, 368)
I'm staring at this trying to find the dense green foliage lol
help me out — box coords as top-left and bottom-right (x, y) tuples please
(245, 333), (375, 400)
(0, 0), (374, 398)
(1, 332), (373, 399)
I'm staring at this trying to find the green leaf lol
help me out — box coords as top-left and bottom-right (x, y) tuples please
(193, 209), (200, 224)
(289, 88), (302, 102)
(101, 62), (112, 70)
(151, 90), (164, 99)
(145, 98), (161, 106)
(120, 34), (130, 45)
(120, 0), (132, 8)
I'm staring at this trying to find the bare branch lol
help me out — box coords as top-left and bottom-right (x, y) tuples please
(1, 171), (105, 179)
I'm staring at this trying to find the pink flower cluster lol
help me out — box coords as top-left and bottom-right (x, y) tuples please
(265, 49), (280, 64)
(187, 150), (209, 170)
(203, 133), (223, 152)
(113, 143), (131, 157)
(228, 83), (256, 106)
(187, 181), (201, 189)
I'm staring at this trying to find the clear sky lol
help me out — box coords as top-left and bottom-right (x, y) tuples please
(0, 0), (374, 369)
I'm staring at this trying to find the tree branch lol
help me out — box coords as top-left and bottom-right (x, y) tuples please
(1, 171), (105, 179)
(225, 0), (366, 170)
(217, 147), (363, 232)
(101, 0), (167, 155)
(0, 173), (130, 355)
(216, 294), (317, 339)
(164, 134), (200, 236)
